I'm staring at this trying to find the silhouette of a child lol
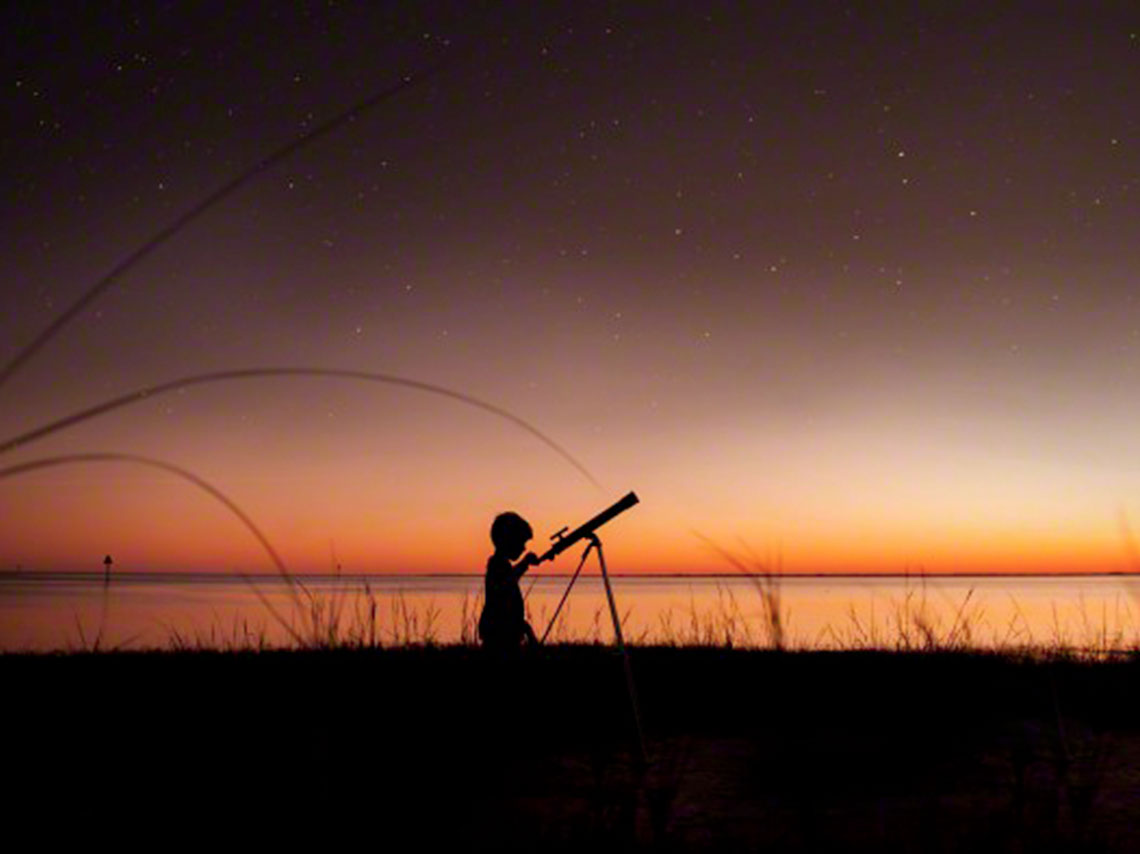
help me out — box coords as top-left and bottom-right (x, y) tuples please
(478, 512), (540, 651)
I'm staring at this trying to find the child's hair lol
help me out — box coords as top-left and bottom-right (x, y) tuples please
(491, 512), (533, 550)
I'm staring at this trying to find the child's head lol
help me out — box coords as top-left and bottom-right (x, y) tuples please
(491, 512), (533, 559)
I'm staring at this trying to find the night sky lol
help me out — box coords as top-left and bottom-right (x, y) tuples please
(3, 2), (1139, 575)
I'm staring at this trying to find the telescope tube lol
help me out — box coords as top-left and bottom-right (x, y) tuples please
(537, 491), (639, 563)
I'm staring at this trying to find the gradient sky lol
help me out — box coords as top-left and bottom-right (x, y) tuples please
(3, 1), (1139, 575)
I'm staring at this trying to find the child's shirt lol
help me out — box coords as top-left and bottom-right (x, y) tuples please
(479, 553), (525, 644)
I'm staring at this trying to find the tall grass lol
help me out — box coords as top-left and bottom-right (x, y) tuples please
(243, 576), (454, 649)
(693, 535), (787, 649)
(164, 616), (270, 652)
(120, 573), (1140, 657)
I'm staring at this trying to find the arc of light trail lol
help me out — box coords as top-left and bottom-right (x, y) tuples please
(0, 452), (309, 645)
(0, 46), (464, 395)
(0, 367), (603, 491)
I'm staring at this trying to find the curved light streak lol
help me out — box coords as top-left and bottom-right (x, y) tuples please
(0, 367), (603, 490)
(0, 46), (465, 394)
(0, 452), (308, 644)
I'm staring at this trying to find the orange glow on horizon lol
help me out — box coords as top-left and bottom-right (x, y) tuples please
(2, 461), (1131, 576)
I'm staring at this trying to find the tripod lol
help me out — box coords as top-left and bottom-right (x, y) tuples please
(540, 532), (647, 767)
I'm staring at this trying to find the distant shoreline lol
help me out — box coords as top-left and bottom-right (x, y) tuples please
(3, 569), (1139, 580)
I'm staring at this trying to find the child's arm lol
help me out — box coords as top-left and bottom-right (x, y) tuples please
(513, 552), (539, 581)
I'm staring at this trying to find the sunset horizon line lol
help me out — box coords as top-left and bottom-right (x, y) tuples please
(5, 568), (1138, 580)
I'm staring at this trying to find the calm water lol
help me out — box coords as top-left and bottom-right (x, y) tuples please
(3, 571), (1140, 652)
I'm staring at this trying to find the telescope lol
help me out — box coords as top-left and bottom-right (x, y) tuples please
(536, 491), (639, 563)
(532, 489), (646, 766)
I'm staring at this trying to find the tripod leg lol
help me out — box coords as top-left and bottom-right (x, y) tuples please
(594, 538), (649, 768)
(540, 541), (594, 645)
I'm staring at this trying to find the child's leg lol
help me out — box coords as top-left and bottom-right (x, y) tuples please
(522, 620), (538, 645)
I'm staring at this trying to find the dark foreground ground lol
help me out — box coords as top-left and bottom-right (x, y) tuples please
(6, 645), (1140, 851)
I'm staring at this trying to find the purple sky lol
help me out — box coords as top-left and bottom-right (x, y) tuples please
(3, 2), (1140, 574)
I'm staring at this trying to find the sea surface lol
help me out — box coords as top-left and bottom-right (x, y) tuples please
(3, 571), (1140, 653)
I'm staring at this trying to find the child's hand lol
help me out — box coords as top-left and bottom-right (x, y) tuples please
(521, 552), (540, 568)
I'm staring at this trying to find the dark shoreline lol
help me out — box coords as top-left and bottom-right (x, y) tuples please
(6, 570), (1140, 581)
(8, 646), (1140, 850)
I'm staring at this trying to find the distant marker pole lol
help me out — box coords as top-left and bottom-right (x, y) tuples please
(103, 554), (113, 586)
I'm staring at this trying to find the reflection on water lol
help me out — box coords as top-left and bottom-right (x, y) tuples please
(2, 571), (1140, 653)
